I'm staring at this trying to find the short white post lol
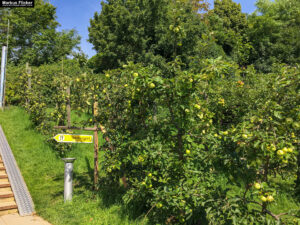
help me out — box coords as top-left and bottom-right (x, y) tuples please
(62, 158), (76, 202)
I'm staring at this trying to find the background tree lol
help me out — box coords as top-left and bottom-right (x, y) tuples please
(248, 0), (300, 72)
(206, 0), (252, 66)
(88, 0), (209, 72)
(0, 0), (80, 66)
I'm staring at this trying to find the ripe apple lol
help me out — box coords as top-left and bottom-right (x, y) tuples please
(277, 150), (284, 156)
(242, 134), (248, 139)
(157, 203), (163, 208)
(260, 196), (267, 202)
(267, 195), (274, 202)
(194, 104), (201, 109)
(270, 144), (276, 151)
(149, 83), (155, 88)
(254, 183), (261, 189)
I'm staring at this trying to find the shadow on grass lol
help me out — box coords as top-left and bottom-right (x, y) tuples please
(51, 156), (147, 223)
(95, 177), (148, 223)
(72, 157), (95, 194)
(50, 157), (94, 199)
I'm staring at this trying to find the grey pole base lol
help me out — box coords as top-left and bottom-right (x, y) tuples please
(62, 158), (76, 202)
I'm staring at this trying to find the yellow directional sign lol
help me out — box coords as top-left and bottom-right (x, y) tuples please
(53, 134), (93, 143)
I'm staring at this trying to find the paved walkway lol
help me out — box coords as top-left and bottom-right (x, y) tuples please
(0, 213), (52, 225)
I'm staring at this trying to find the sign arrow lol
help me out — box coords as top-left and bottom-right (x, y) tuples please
(53, 134), (93, 143)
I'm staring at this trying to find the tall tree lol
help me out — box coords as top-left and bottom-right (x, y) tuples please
(0, 0), (80, 66)
(207, 0), (251, 66)
(248, 0), (300, 72)
(88, 0), (209, 72)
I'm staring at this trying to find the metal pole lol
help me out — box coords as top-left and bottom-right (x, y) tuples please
(0, 46), (7, 108)
(62, 158), (76, 202)
(3, 19), (9, 109)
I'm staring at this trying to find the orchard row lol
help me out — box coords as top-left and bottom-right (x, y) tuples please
(5, 59), (300, 224)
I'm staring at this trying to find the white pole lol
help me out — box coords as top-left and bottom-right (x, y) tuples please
(0, 46), (7, 108)
(62, 158), (76, 202)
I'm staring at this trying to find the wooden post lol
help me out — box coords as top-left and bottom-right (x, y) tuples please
(66, 86), (71, 127)
(93, 101), (99, 190)
(25, 63), (31, 106)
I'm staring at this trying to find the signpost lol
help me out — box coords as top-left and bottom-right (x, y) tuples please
(53, 134), (93, 143)
(52, 84), (115, 192)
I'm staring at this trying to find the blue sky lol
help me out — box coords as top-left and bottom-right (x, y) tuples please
(49, 0), (257, 58)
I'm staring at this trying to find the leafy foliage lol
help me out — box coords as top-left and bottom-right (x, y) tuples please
(2, 0), (300, 224)
(88, 0), (209, 72)
(0, 0), (80, 66)
(205, 0), (252, 66)
(248, 0), (300, 71)
(94, 60), (299, 224)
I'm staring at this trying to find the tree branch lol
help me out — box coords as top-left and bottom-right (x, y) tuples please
(247, 200), (290, 221)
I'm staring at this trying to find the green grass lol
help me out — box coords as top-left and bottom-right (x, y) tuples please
(0, 107), (143, 225)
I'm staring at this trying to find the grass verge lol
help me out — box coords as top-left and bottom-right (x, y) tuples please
(0, 106), (143, 225)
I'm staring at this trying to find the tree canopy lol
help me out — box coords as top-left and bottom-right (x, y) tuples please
(248, 0), (300, 71)
(88, 0), (209, 72)
(88, 0), (300, 72)
(0, 0), (80, 66)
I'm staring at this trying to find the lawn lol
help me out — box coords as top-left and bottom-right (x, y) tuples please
(0, 106), (144, 225)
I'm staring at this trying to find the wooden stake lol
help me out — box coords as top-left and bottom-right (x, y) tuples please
(93, 101), (99, 190)
(66, 86), (71, 127)
(53, 125), (98, 131)
(25, 63), (31, 106)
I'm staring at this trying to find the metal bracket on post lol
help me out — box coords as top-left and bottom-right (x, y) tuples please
(62, 158), (76, 202)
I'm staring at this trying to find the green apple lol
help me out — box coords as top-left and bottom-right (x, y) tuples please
(267, 195), (274, 202)
(149, 83), (155, 88)
(277, 150), (284, 156)
(157, 203), (163, 208)
(261, 196), (267, 202)
(194, 104), (201, 109)
(254, 183), (261, 189)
